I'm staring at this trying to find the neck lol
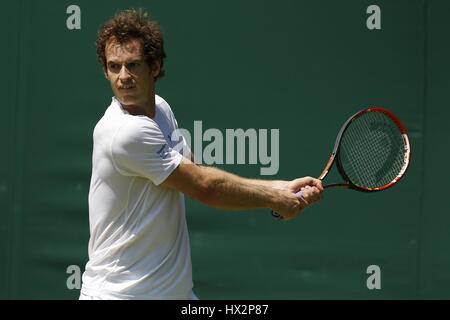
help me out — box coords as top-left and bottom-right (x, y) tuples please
(120, 97), (155, 118)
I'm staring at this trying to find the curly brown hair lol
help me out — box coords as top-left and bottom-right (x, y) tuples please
(96, 9), (166, 80)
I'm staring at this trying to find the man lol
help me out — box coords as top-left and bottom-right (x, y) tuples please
(80, 9), (323, 300)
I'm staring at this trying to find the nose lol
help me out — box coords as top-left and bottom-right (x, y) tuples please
(118, 65), (132, 82)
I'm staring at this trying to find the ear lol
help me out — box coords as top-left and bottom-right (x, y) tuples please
(151, 60), (161, 79)
(103, 67), (109, 80)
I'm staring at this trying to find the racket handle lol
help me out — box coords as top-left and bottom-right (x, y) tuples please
(271, 191), (303, 220)
(295, 190), (303, 199)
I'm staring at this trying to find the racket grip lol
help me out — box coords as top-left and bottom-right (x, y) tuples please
(271, 191), (303, 220)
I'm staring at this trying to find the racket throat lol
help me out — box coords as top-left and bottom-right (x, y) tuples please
(323, 183), (351, 189)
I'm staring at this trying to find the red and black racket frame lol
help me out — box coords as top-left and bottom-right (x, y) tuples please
(318, 107), (411, 192)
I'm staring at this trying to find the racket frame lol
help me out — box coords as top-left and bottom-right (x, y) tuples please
(319, 107), (411, 192)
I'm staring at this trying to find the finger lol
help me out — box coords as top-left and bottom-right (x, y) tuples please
(296, 176), (313, 186)
(303, 188), (320, 202)
(310, 179), (324, 191)
(315, 187), (324, 200)
(309, 188), (323, 202)
(301, 186), (311, 192)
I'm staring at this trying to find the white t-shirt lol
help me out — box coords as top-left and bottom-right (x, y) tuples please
(81, 95), (193, 299)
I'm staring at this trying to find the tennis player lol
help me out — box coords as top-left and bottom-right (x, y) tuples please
(80, 9), (323, 300)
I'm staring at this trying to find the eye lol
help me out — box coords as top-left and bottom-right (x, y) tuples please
(128, 62), (139, 69)
(108, 63), (120, 72)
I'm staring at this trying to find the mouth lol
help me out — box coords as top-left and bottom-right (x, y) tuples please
(119, 85), (136, 90)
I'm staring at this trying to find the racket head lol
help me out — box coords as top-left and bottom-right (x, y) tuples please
(330, 107), (410, 192)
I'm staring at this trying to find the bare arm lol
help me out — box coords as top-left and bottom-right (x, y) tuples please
(162, 157), (323, 219)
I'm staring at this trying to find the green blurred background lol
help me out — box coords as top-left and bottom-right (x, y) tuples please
(1, 0), (448, 299)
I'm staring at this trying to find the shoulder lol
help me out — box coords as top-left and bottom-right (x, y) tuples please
(155, 94), (175, 117)
(113, 116), (163, 147)
(155, 94), (170, 109)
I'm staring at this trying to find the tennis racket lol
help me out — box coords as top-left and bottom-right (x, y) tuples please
(272, 107), (411, 219)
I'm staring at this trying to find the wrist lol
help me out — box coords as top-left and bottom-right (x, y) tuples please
(268, 188), (287, 212)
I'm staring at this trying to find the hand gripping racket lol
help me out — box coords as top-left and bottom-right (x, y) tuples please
(272, 107), (411, 219)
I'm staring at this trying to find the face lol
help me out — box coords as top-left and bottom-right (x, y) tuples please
(104, 38), (160, 110)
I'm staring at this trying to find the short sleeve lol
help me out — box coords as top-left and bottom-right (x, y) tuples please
(111, 117), (182, 185)
(162, 100), (192, 160)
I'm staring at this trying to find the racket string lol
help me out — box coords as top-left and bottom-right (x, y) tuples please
(339, 111), (405, 189)
(348, 113), (403, 186)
